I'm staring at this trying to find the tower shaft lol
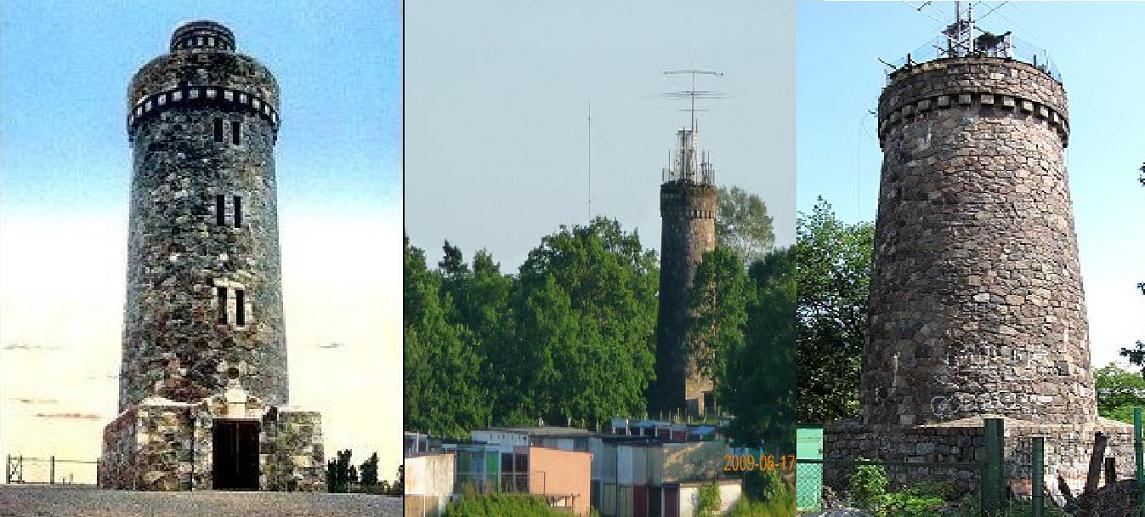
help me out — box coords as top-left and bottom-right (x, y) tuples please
(864, 57), (1090, 426)
(119, 21), (287, 410)
(654, 128), (717, 417)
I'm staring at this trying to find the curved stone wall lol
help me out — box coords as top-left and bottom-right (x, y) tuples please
(863, 57), (1094, 426)
(654, 182), (717, 414)
(119, 22), (288, 411)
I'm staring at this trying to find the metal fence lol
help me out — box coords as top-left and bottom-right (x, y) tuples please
(5, 454), (99, 485)
(799, 414), (1145, 515)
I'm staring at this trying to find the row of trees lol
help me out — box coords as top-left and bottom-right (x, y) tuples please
(326, 450), (403, 495)
(404, 186), (793, 449)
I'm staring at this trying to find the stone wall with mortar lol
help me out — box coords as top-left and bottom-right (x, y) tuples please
(864, 57), (1093, 426)
(654, 181), (717, 417)
(119, 20), (287, 411)
(100, 387), (325, 491)
(823, 417), (1134, 503)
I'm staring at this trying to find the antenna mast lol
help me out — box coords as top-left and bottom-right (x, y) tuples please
(662, 68), (724, 132)
(587, 100), (592, 220)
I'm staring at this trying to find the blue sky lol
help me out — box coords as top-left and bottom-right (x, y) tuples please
(405, 0), (795, 270)
(1, 0), (402, 482)
(798, 1), (1145, 368)
(2, 0), (401, 218)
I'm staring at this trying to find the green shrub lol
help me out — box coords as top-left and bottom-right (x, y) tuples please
(697, 480), (723, 517)
(848, 460), (888, 509)
(444, 493), (561, 516)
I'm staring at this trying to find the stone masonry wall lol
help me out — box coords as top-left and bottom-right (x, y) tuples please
(864, 57), (1093, 426)
(263, 410), (326, 492)
(823, 417), (1134, 503)
(119, 21), (287, 410)
(654, 182), (717, 416)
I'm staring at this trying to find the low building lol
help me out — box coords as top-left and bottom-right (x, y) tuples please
(404, 452), (455, 517)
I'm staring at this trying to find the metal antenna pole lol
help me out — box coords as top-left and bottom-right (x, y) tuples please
(587, 100), (592, 220)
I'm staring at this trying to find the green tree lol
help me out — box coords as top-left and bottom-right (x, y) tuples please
(499, 217), (659, 426)
(326, 449), (354, 493)
(1095, 363), (1145, 423)
(795, 198), (874, 423)
(359, 452), (379, 487)
(404, 233), (489, 437)
(716, 185), (776, 264)
(718, 247), (797, 453)
(686, 246), (753, 390)
(696, 480), (723, 517)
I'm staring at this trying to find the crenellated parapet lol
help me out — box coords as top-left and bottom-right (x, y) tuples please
(128, 85), (279, 139)
(878, 57), (1069, 148)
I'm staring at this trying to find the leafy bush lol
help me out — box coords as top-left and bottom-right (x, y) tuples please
(848, 460), (888, 509)
(730, 471), (797, 516)
(697, 480), (723, 517)
(444, 493), (561, 516)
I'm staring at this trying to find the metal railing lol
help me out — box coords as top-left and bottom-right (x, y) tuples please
(5, 454), (99, 485)
(884, 34), (1061, 83)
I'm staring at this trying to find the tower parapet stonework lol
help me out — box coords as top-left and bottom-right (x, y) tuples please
(100, 21), (323, 492)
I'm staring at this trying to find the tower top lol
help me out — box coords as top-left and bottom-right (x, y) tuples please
(889, 2), (1059, 82)
(662, 128), (714, 186)
(170, 20), (236, 52)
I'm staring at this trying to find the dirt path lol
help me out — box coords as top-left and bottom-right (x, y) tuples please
(0, 484), (401, 517)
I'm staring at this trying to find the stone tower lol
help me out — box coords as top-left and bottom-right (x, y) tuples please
(865, 56), (1090, 427)
(824, 28), (1133, 497)
(119, 20), (287, 411)
(100, 21), (324, 492)
(653, 128), (718, 418)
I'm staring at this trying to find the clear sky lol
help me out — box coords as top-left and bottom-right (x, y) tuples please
(0, 0), (402, 483)
(405, 0), (796, 271)
(798, 1), (1145, 370)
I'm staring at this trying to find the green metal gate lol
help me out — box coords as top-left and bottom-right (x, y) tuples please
(796, 425), (823, 511)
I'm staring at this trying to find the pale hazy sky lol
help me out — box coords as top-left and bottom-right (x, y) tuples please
(0, 1), (402, 483)
(405, 0), (796, 270)
(798, 1), (1145, 370)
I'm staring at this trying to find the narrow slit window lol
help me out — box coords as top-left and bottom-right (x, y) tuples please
(213, 118), (223, 142)
(231, 120), (241, 145)
(215, 195), (225, 226)
(216, 286), (228, 324)
(233, 196), (242, 228)
(235, 289), (245, 326)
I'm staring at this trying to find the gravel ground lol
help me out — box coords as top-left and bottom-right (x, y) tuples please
(0, 484), (401, 517)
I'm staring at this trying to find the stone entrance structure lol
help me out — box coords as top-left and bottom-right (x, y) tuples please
(823, 46), (1132, 498)
(98, 21), (324, 491)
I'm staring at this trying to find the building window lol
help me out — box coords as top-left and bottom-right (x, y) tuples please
(215, 195), (226, 226)
(233, 196), (242, 228)
(235, 289), (245, 326)
(231, 120), (241, 145)
(214, 118), (223, 142)
(216, 286), (228, 324)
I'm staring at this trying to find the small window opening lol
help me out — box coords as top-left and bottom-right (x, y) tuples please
(233, 196), (243, 228)
(235, 289), (245, 326)
(213, 118), (223, 142)
(215, 195), (225, 226)
(216, 286), (228, 324)
(231, 120), (241, 145)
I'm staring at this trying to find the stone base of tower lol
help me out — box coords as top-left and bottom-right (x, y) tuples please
(98, 386), (325, 491)
(822, 416), (1134, 504)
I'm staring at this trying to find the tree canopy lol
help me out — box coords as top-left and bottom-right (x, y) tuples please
(794, 197), (874, 423)
(1095, 363), (1145, 424)
(716, 185), (776, 264)
(404, 218), (659, 432)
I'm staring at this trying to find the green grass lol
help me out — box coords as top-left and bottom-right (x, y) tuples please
(444, 493), (563, 516)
